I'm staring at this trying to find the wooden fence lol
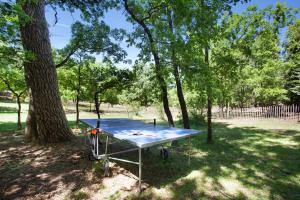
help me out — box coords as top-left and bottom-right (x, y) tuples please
(213, 105), (300, 120)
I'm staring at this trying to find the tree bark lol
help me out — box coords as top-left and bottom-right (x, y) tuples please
(94, 92), (100, 119)
(76, 61), (81, 128)
(124, 0), (174, 126)
(16, 95), (22, 130)
(19, 0), (73, 143)
(167, 11), (190, 129)
(205, 47), (213, 143)
(25, 89), (38, 143)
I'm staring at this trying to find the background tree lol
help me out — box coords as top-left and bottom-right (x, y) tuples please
(119, 62), (159, 109)
(0, 2), (27, 130)
(9, 0), (122, 143)
(285, 19), (300, 104)
(0, 64), (26, 129)
(84, 62), (132, 119)
(124, 0), (175, 126)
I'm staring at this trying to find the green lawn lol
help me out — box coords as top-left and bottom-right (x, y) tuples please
(0, 101), (300, 199)
(115, 121), (300, 200)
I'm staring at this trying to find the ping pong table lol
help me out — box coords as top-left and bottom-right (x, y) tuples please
(80, 118), (201, 192)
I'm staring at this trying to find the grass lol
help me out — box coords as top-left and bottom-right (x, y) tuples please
(122, 122), (300, 199)
(0, 121), (26, 132)
(0, 101), (300, 199)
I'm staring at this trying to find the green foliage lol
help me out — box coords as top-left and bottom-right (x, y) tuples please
(0, 2), (27, 100)
(119, 63), (159, 107)
(285, 19), (300, 104)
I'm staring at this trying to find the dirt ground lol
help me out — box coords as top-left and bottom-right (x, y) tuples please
(1, 117), (299, 200)
(0, 130), (142, 200)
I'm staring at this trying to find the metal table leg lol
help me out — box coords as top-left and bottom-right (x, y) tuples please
(188, 136), (191, 166)
(139, 147), (142, 192)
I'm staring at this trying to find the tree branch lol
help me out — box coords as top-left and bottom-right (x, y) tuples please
(124, 0), (154, 43)
(142, 3), (163, 21)
(0, 76), (17, 96)
(55, 43), (80, 68)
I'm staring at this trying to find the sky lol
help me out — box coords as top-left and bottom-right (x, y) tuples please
(45, 0), (300, 68)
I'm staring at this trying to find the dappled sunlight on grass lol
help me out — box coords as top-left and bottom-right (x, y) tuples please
(126, 119), (300, 199)
(0, 106), (300, 199)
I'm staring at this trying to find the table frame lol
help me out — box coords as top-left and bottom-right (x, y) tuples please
(81, 120), (194, 192)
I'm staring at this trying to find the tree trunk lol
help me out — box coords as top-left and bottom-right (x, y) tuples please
(94, 92), (100, 119)
(153, 55), (174, 126)
(205, 47), (213, 143)
(124, 0), (174, 127)
(76, 62), (81, 128)
(25, 89), (38, 143)
(168, 11), (190, 129)
(226, 101), (230, 119)
(76, 93), (80, 128)
(19, 0), (73, 143)
(16, 95), (22, 130)
(172, 62), (190, 129)
(207, 90), (213, 143)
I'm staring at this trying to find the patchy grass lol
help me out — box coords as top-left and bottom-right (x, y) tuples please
(0, 100), (300, 199)
(121, 122), (300, 200)
(0, 106), (18, 113)
(0, 122), (26, 133)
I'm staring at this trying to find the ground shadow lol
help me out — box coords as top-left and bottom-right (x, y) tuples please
(113, 121), (300, 199)
(0, 120), (299, 199)
(0, 106), (18, 113)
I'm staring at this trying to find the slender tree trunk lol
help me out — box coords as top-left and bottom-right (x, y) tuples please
(207, 90), (213, 143)
(124, 0), (174, 127)
(205, 47), (213, 143)
(19, 0), (73, 143)
(76, 62), (81, 128)
(167, 11), (190, 129)
(226, 101), (230, 119)
(173, 66), (190, 128)
(16, 95), (22, 130)
(76, 93), (80, 127)
(153, 56), (174, 126)
(94, 92), (100, 119)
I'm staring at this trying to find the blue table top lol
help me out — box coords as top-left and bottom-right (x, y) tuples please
(80, 118), (201, 148)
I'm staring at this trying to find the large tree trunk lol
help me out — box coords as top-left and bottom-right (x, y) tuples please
(167, 11), (190, 129)
(124, 0), (174, 127)
(25, 89), (38, 143)
(16, 95), (22, 130)
(19, 0), (73, 143)
(205, 47), (213, 143)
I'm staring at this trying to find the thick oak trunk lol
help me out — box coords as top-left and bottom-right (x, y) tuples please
(25, 89), (38, 143)
(19, 0), (73, 143)
(205, 47), (213, 143)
